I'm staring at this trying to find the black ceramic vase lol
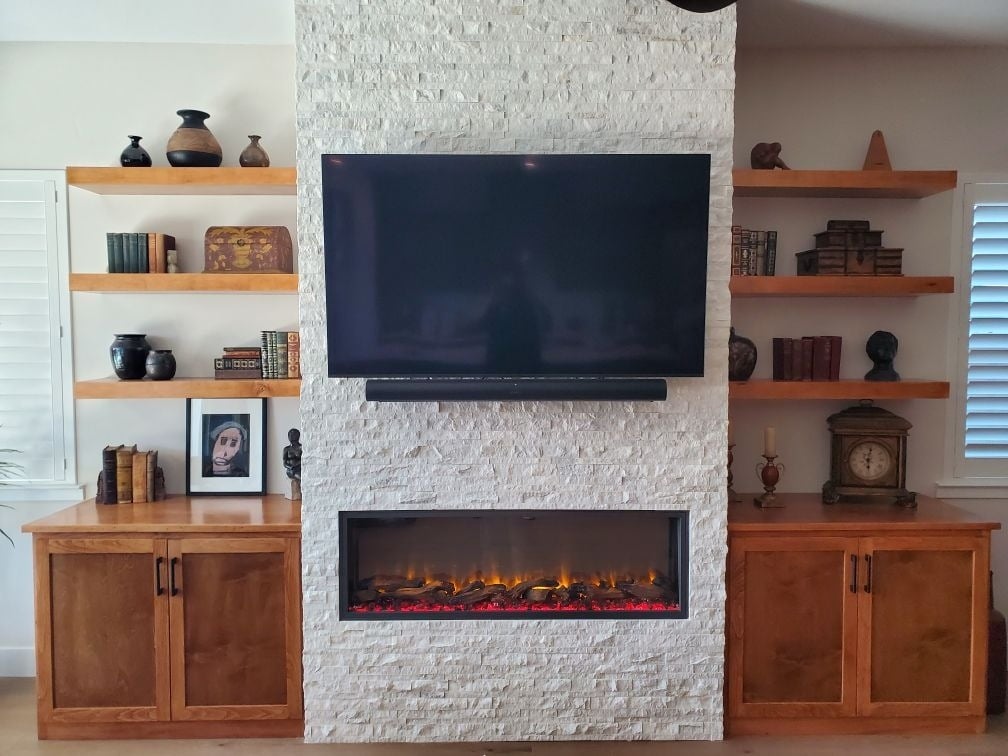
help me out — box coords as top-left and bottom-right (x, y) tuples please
(166, 109), (223, 167)
(110, 334), (151, 380)
(145, 349), (177, 381)
(120, 135), (152, 167)
(239, 135), (270, 167)
(728, 327), (757, 381)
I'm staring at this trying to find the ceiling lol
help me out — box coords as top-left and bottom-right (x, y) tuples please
(2, 0), (1007, 48)
(736, 0), (1008, 48)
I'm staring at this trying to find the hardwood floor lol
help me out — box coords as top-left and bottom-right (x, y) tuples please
(3, 677), (1008, 754)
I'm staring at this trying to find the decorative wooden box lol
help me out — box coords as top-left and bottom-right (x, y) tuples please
(796, 247), (903, 275)
(203, 226), (293, 273)
(814, 229), (884, 249)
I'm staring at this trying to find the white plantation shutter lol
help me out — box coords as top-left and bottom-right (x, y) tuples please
(0, 172), (74, 488)
(956, 182), (1008, 480)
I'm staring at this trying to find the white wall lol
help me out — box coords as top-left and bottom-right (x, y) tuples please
(0, 41), (297, 674)
(733, 45), (1008, 610)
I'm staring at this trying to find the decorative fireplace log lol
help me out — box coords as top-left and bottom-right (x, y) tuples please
(448, 583), (507, 606)
(385, 579), (455, 599)
(359, 575), (425, 591)
(617, 581), (667, 601)
(353, 589), (379, 603)
(507, 577), (559, 600)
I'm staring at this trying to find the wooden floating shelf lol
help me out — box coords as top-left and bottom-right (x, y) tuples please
(732, 169), (957, 199)
(730, 276), (954, 297)
(70, 273), (298, 293)
(729, 380), (950, 401)
(75, 377), (301, 399)
(66, 166), (296, 195)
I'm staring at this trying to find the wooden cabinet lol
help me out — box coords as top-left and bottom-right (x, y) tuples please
(727, 494), (998, 735)
(24, 497), (302, 740)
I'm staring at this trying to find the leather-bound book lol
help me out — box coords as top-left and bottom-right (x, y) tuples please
(115, 444), (137, 504)
(100, 444), (122, 504)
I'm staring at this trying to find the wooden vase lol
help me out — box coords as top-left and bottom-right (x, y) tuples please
(166, 109), (222, 167)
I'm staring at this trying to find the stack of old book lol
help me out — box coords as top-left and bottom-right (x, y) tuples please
(731, 226), (778, 276)
(214, 346), (263, 379)
(96, 444), (166, 504)
(106, 232), (176, 273)
(259, 330), (301, 379)
(772, 336), (842, 381)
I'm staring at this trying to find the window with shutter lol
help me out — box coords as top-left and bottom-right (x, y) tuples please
(0, 171), (76, 497)
(952, 181), (1008, 484)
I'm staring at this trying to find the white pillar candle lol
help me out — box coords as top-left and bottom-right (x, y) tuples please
(764, 426), (776, 457)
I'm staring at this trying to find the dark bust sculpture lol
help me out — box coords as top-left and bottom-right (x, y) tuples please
(865, 330), (900, 381)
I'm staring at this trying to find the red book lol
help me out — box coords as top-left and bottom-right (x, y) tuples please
(790, 338), (803, 382)
(772, 337), (793, 380)
(800, 337), (815, 381)
(812, 336), (832, 381)
(827, 336), (842, 380)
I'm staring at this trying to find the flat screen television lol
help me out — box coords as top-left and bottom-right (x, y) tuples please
(322, 153), (710, 379)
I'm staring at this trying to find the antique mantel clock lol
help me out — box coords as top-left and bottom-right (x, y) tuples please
(822, 400), (917, 508)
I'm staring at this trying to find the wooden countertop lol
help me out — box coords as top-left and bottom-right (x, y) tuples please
(729, 493), (1000, 533)
(22, 495), (301, 534)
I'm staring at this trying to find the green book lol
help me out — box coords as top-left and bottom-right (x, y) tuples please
(136, 233), (149, 273)
(111, 233), (126, 273)
(126, 233), (138, 273)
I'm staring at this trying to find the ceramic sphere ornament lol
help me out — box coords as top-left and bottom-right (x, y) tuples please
(166, 109), (222, 167)
(665, 1), (735, 11)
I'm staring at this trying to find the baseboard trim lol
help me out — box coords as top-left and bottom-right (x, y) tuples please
(0, 647), (36, 677)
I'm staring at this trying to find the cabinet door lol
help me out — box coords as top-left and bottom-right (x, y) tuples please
(36, 536), (170, 724)
(728, 535), (859, 719)
(168, 536), (302, 721)
(858, 535), (988, 717)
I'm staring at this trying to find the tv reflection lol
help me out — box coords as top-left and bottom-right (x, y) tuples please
(477, 259), (550, 373)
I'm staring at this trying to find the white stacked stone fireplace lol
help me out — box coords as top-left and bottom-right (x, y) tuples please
(296, 0), (734, 742)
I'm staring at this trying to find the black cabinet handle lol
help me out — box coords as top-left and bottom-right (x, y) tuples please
(864, 554), (873, 594)
(849, 553), (858, 593)
(155, 556), (165, 596)
(169, 557), (180, 596)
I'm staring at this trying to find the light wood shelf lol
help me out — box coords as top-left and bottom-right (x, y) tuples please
(730, 275), (954, 297)
(66, 166), (296, 195)
(732, 169), (957, 199)
(75, 377), (301, 399)
(729, 379), (949, 401)
(70, 273), (298, 292)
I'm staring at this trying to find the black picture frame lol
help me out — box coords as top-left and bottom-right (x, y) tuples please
(185, 398), (267, 495)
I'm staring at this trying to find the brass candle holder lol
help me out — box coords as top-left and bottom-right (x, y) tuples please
(754, 454), (785, 509)
(728, 443), (741, 503)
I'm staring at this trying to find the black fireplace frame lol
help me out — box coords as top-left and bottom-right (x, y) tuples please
(338, 509), (689, 621)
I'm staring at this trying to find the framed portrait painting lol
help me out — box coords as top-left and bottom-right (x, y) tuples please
(185, 398), (267, 495)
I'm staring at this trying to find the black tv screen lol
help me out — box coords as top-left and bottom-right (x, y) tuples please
(322, 153), (710, 378)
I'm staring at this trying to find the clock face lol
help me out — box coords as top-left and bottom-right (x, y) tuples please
(846, 440), (894, 482)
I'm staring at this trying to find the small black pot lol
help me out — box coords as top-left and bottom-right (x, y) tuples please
(120, 135), (152, 167)
(110, 334), (151, 380)
(145, 349), (177, 381)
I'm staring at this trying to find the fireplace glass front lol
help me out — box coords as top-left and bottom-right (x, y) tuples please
(339, 510), (688, 620)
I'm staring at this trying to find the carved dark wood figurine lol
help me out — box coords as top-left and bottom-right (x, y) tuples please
(750, 142), (790, 170)
(283, 428), (302, 501)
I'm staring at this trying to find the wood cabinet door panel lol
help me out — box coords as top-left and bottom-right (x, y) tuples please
(38, 537), (169, 723)
(858, 535), (988, 717)
(728, 535), (859, 718)
(168, 537), (302, 721)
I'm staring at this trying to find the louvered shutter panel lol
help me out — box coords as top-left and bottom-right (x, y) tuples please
(966, 202), (1008, 461)
(0, 178), (68, 483)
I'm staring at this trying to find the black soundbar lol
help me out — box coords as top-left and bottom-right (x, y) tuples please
(365, 378), (667, 402)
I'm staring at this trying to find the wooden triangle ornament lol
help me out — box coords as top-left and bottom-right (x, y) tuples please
(863, 130), (893, 170)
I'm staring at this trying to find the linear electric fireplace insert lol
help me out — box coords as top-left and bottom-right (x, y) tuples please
(339, 510), (688, 620)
